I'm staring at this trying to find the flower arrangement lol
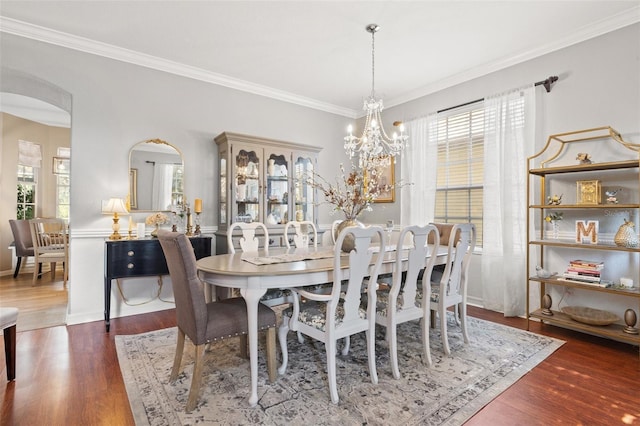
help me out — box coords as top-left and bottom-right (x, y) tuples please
(307, 162), (395, 220)
(145, 212), (169, 226)
(544, 212), (563, 223)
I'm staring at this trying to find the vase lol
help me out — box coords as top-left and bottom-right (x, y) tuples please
(150, 224), (159, 238)
(552, 221), (560, 240)
(335, 219), (364, 252)
(268, 159), (275, 177)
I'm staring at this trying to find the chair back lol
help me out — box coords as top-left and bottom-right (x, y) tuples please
(435, 223), (476, 303)
(284, 220), (317, 248)
(332, 225), (385, 325)
(227, 222), (269, 254)
(158, 231), (208, 344)
(30, 218), (68, 260)
(9, 219), (34, 256)
(390, 225), (440, 311)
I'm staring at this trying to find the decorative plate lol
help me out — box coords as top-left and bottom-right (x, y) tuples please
(561, 306), (619, 326)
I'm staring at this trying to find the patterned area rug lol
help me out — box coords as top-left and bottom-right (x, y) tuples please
(116, 315), (563, 425)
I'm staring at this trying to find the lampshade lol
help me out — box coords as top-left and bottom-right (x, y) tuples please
(102, 198), (129, 215)
(103, 198), (128, 240)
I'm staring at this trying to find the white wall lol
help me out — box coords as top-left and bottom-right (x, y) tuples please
(1, 23), (638, 323)
(1, 33), (350, 325)
(380, 23), (640, 310)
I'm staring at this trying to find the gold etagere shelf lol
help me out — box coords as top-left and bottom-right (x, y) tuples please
(526, 126), (640, 356)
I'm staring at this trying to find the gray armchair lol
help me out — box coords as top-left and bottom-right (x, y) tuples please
(157, 230), (277, 412)
(9, 219), (36, 278)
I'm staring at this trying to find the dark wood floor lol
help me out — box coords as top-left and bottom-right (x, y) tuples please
(1, 306), (638, 425)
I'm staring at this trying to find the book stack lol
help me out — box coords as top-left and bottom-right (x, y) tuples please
(561, 259), (604, 286)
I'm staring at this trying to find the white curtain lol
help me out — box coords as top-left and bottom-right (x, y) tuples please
(481, 85), (536, 316)
(401, 113), (438, 226)
(151, 163), (173, 211)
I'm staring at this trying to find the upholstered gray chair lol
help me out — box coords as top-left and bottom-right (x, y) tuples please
(9, 219), (35, 278)
(158, 231), (277, 412)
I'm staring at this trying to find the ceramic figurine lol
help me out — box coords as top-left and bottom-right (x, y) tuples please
(535, 265), (555, 279)
(576, 153), (592, 164)
(547, 194), (562, 205)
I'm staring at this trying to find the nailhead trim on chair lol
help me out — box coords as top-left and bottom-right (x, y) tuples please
(207, 323), (277, 342)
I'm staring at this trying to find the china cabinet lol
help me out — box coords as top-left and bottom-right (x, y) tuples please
(526, 126), (640, 353)
(214, 132), (322, 253)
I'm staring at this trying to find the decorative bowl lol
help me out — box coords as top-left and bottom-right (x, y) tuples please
(561, 306), (619, 326)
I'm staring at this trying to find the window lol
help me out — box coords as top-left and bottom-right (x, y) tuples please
(17, 165), (37, 220)
(434, 103), (484, 246)
(55, 147), (71, 220)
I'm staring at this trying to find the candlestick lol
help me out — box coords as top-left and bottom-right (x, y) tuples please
(194, 212), (201, 236)
(194, 198), (202, 213)
(185, 206), (193, 236)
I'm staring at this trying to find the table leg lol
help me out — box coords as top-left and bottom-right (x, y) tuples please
(104, 277), (111, 332)
(240, 281), (266, 407)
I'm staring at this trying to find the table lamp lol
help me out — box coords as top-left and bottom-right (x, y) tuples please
(103, 197), (129, 240)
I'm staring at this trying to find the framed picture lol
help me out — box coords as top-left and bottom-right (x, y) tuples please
(576, 180), (601, 205)
(129, 168), (138, 210)
(52, 157), (70, 175)
(373, 156), (395, 203)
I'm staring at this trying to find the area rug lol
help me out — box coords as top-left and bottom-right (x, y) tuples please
(116, 315), (564, 425)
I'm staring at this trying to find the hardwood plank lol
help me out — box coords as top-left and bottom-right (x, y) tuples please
(1, 305), (639, 425)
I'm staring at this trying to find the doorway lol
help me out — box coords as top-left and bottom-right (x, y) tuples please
(1, 87), (72, 332)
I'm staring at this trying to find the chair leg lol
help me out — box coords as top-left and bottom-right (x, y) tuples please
(13, 257), (22, 278)
(460, 303), (469, 344)
(366, 328), (378, 385)
(341, 336), (350, 356)
(389, 321), (400, 379)
(170, 328), (186, 381)
(50, 262), (57, 281)
(32, 262), (39, 286)
(185, 343), (206, 413)
(277, 316), (290, 375)
(440, 308), (451, 355)
(326, 338), (339, 404)
(266, 327), (277, 383)
(4, 325), (16, 381)
(422, 311), (433, 367)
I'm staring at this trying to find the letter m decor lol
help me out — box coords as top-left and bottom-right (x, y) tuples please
(575, 220), (599, 244)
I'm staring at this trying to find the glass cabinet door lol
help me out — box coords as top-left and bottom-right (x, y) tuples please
(234, 148), (260, 223)
(219, 155), (227, 225)
(294, 154), (315, 222)
(265, 151), (289, 225)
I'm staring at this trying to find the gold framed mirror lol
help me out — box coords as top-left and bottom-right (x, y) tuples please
(128, 138), (184, 211)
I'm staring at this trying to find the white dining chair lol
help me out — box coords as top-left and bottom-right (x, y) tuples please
(373, 224), (440, 377)
(278, 225), (386, 404)
(227, 221), (292, 307)
(428, 223), (476, 355)
(29, 218), (69, 286)
(227, 221), (270, 254)
(284, 220), (317, 248)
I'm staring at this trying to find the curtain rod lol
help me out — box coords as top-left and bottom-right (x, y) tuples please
(436, 75), (558, 114)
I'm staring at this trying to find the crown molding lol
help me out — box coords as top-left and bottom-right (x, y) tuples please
(0, 16), (358, 118)
(2, 7), (637, 118)
(386, 6), (640, 109)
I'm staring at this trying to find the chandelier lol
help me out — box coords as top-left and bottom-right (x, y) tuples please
(344, 24), (408, 168)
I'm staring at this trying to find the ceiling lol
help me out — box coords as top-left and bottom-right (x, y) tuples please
(1, 1), (639, 122)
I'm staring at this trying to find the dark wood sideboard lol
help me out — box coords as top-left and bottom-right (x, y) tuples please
(104, 236), (212, 331)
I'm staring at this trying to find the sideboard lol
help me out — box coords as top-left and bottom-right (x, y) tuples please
(104, 236), (212, 331)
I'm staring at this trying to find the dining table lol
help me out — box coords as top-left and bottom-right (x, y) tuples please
(196, 243), (449, 407)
